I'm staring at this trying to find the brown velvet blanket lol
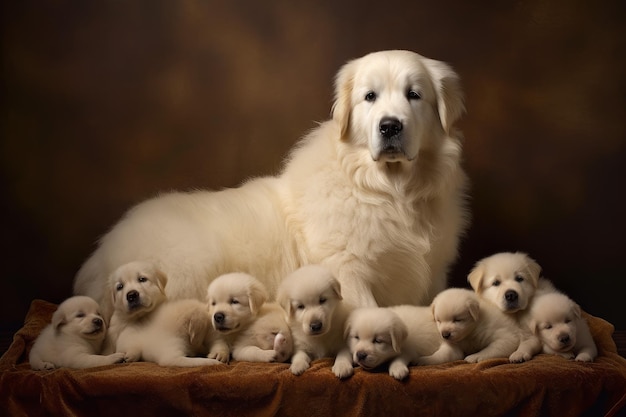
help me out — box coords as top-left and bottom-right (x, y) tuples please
(1, 300), (625, 417)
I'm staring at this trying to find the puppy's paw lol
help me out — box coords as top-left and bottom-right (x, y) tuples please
(575, 353), (593, 362)
(332, 361), (354, 379)
(509, 350), (532, 363)
(388, 362), (409, 380)
(257, 349), (279, 363)
(208, 349), (230, 363)
(464, 354), (481, 363)
(108, 352), (127, 364)
(41, 361), (56, 370)
(289, 359), (309, 376)
(123, 351), (140, 363)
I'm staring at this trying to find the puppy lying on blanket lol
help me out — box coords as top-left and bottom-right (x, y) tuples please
(108, 261), (221, 367)
(528, 292), (597, 362)
(419, 288), (521, 365)
(29, 296), (125, 370)
(207, 272), (293, 363)
(346, 305), (441, 380)
(277, 265), (354, 378)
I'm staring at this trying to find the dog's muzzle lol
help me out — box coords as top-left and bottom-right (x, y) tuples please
(504, 290), (519, 309)
(378, 117), (406, 159)
(126, 290), (141, 310)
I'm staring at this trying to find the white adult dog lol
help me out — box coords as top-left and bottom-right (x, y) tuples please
(74, 50), (469, 317)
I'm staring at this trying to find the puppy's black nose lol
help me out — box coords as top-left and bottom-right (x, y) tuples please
(356, 351), (368, 361)
(126, 290), (139, 303)
(559, 335), (571, 345)
(442, 331), (451, 339)
(92, 318), (103, 328)
(504, 290), (518, 303)
(310, 321), (323, 333)
(379, 117), (403, 138)
(214, 312), (225, 324)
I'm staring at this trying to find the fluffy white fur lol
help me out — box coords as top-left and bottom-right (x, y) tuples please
(467, 252), (556, 362)
(29, 296), (125, 370)
(346, 305), (441, 380)
(73, 50), (469, 318)
(529, 292), (597, 362)
(419, 288), (521, 365)
(276, 265), (354, 378)
(207, 272), (291, 363)
(107, 261), (221, 367)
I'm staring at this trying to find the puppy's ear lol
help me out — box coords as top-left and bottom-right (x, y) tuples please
(154, 267), (168, 294)
(521, 253), (542, 288)
(329, 277), (343, 301)
(343, 319), (352, 340)
(421, 58), (465, 135)
(571, 302), (582, 319)
(51, 308), (68, 330)
(528, 319), (539, 335)
(248, 280), (269, 315)
(331, 59), (356, 141)
(390, 318), (408, 353)
(467, 261), (486, 293)
(467, 299), (480, 321)
(276, 289), (292, 318)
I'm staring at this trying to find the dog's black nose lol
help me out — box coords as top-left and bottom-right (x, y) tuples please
(442, 331), (451, 339)
(356, 351), (368, 361)
(214, 312), (225, 324)
(126, 290), (139, 303)
(92, 318), (103, 328)
(504, 290), (518, 303)
(310, 321), (323, 333)
(379, 117), (403, 138)
(559, 335), (571, 345)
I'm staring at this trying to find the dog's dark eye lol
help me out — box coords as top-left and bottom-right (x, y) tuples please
(296, 304), (305, 310)
(352, 335), (359, 341)
(374, 338), (383, 344)
(76, 312), (85, 318)
(544, 323), (552, 330)
(564, 318), (571, 324)
(319, 297), (327, 305)
(116, 283), (124, 291)
(211, 301), (216, 306)
(514, 275), (524, 283)
(230, 298), (240, 305)
(453, 317), (462, 323)
(138, 276), (148, 283)
(407, 90), (422, 100)
(365, 91), (376, 102)
(492, 280), (501, 287)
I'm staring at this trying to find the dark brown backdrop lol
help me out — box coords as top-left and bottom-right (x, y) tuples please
(1, 0), (625, 331)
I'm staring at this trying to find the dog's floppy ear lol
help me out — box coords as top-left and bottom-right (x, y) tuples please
(51, 307), (68, 330)
(276, 288), (292, 318)
(329, 277), (343, 301)
(331, 59), (356, 141)
(571, 302), (582, 320)
(390, 316), (408, 353)
(247, 279), (269, 315)
(467, 261), (486, 293)
(528, 319), (539, 335)
(467, 298), (480, 321)
(421, 58), (465, 135)
(520, 252), (542, 288)
(153, 267), (168, 294)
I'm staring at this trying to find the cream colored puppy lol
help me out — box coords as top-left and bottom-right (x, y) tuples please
(528, 292), (597, 362)
(277, 265), (354, 378)
(467, 252), (555, 362)
(108, 261), (221, 367)
(346, 305), (441, 380)
(419, 288), (520, 364)
(29, 296), (125, 370)
(206, 272), (275, 362)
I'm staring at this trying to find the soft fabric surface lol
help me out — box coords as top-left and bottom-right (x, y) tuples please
(1, 300), (625, 417)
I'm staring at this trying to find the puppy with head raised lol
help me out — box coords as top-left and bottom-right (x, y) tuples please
(109, 261), (221, 367)
(29, 296), (125, 370)
(419, 288), (520, 365)
(468, 252), (555, 362)
(346, 305), (441, 380)
(277, 265), (354, 378)
(207, 272), (288, 363)
(529, 292), (597, 362)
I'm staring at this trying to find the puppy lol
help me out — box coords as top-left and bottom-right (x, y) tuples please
(346, 305), (441, 380)
(419, 288), (521, 365)
(29, 296), (125, 370)
(109, 261), (221, 367)
(467, 252), (555, 362)
(277, 265), (354, 378)
(528, 292), (597, 362)
(206, 272), (277, 362)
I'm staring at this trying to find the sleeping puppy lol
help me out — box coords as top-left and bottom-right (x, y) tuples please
(528, 292), (597, 362)
(29, 296), (125, 370)
(108, 261), (221, 367)
(277, 265), (354, 378)
(346, 305), (441, 380)
(207, 272), (285, 363)
(419, 288), (521, 365)
(467, 252), (555, 362)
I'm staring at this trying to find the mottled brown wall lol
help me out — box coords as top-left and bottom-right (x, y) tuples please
(1, 0), (625, 329)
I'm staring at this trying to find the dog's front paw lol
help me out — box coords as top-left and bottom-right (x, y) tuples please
(208, 349), (230, 363)
(123, 352), (140, 363)
(464, 353), (482, 363)
(41, 361), (56, 370)
(289, 359), (310, 375)
(388, 361), (409, 380)
(509, 350), (532, 363)
(332, 361), (354, 379)
(575, 352), (593, 362)
(108, 352), (127, 364)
